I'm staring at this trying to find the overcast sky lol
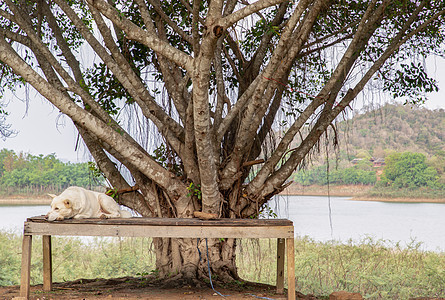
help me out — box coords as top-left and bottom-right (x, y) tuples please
(1, 57), (444, 163)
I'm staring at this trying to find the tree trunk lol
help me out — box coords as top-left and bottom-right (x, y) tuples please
(153, 237), (239, 284)
(108, 174), (240, 283)
(114, 181), (242, 283)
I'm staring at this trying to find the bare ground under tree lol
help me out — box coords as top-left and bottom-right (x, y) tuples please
(0, 276), (319, 300)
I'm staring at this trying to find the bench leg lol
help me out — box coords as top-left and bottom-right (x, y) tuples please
(287, 237), (295, 300)
(20, 235), (32, 299)
(43, 235), (52, 292)
(276, 238), (285, 294)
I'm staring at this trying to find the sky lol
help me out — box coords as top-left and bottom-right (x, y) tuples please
(1, 91), (84, 163)
(1, 57), (445, 163)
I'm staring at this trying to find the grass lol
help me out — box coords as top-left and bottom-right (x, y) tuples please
(236, 237), (445, 299)
(1, 231), (444, 299)
(0, 232), (156, 286)
(367, 186), (445, 200)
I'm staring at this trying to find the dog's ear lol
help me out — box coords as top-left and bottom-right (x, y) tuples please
(63, 200), (72, 208)
(48, 193), (57, 199)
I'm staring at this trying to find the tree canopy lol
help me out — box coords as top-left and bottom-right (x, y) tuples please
(0, 148), (99, 194)
(382, 152), (439, 189)
(1, 0), (444, 282)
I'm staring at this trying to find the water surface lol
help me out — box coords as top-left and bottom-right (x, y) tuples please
(2, 197), (445, 251)
(1, 204), (48, 232)
(271, 195), (445, 251)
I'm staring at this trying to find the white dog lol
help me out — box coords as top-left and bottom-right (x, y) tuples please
(46, 186), (132, 221)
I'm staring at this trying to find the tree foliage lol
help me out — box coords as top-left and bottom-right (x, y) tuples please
(294, 151), (445, 190)
(381, 152), (440, 189)
(0, 148), (100, 193)
(1, 0), (444, 281)
(294, 160), (377, 185)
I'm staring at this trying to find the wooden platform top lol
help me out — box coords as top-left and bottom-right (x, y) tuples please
(26, 216), (293, 227)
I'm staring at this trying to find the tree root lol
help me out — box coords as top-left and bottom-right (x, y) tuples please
(160, 273), (206, 288)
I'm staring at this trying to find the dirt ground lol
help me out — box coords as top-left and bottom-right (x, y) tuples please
(0, 276), (319, 300)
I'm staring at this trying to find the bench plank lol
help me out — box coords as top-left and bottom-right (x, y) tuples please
(25, 222), (294, 238)
(26, 216), (293, 227)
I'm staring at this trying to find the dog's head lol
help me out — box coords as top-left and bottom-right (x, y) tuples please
(46, 193), (76, 221)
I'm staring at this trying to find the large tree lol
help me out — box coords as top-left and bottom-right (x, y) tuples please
(1, 0), (444, 284)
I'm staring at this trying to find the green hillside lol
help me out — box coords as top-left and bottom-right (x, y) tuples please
(292, 103), (445, 197)
(337, 103), (445, 157)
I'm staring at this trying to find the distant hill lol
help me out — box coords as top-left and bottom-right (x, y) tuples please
(336, 103), (445, 158)
(290, 103), (445, 195)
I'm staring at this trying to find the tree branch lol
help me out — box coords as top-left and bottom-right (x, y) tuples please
(246, 1), (290, 80)
(85, 0), (194, 71)
(78, 126), (155, 216)
(219, 0), (286, 29)
(183, 100), (200, 185)
(40, 0), (83, 81)
(224, 30), (247, 67)
(133, 0), (190, 123)
(218, 0), (326, 189)
(0, 38), (188, 198)
(213, 39), (228, 130)
(240, 0), (386, 199)
(298, 33), (354, 57)
(4, 0), (120, 129)
(248, 80), (286, 161)
(191, 0), (201, 54)
(0, 28), (30, 47)
(189, 0), (227, 214)
(254, 0), (437, 200)
(54, 0), (186, 144)
(303, 20), (359, 50)
(221, 42), (244, 89)
(147, 0), (193, 44)
(0, 8), (15, 23)
(149, 8), (189, 123)
(221, 0), (318, 140)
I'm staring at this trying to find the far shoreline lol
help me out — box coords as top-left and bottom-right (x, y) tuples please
(0, 197), (51, 205)
(1, 184), (444, 205)
(281, 184), (445, 204)
(349, 196), (445, 203)
(279, 193), (445, 204)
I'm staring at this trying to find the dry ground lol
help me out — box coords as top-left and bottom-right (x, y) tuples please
(0, 276), (319, 300)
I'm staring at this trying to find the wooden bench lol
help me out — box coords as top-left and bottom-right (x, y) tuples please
(19, 216), (296, 299)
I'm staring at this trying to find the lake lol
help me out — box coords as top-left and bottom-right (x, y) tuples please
(271, 195), (445, 252)
(0, 204), (49, 232)
(2, 196), (444, 252)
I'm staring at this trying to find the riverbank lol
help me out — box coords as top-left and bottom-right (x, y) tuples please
(0, 196), (51, 205)
(281, 183), (445, 203)
(1, 184), (444, 205)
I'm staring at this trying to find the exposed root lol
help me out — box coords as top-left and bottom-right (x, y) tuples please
(160, 273), (205, 288)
